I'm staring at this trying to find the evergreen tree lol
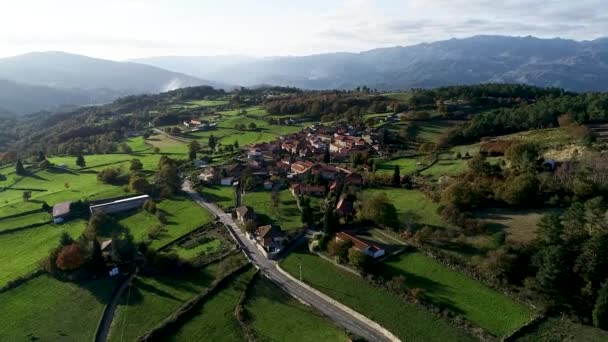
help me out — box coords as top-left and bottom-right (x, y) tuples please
(37, 151), (46, 162)
(391, 165), (401, 187)
(234, 140), (239, 149)
(15, 159), (25, 175)
(208, 135), (217, 151)
(59, 232), (74, 247)
(323, 146), (331, 163)
(76, 154), (86, 168)
(593, 281), (608, 330)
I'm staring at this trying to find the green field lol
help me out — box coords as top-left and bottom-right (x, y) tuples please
(0, 219), (85, 286)
(108, 257), (241, 342)
(379, 251), (533, 336)
(0, 275), (115, 341)
(184, 99), (229, 107)
(363, 188), (444, 227)
(281, 246), (474, 342)
(515, 317), (608, 342)
(377, 156), (421, 174)
(154, 197), (215, 248)
(199, 185), (235, 208)
(175, 238), (222, 259)
(169, 267), (257, 342)
(384, 92), (412, 101)
(242, 189), (302, 231)
(0, 211), (51, 232)
(245, 276), (348, 341)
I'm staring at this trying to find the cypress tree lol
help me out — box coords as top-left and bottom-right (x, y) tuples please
(593, 281), (608, 329)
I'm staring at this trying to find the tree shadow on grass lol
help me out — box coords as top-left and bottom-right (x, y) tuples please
(131, 277), (181, 301)
(376, 260), (465, 315)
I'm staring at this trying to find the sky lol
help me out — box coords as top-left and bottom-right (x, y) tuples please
(0, 0), (606, 60)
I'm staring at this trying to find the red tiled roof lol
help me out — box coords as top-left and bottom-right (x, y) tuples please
(336, 231), (383, 253)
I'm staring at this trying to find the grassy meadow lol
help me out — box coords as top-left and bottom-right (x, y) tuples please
(107, 256), (246, 342)
(0, 275), (115, 342)
(244, 276), (348, 341)
(0, 219), (85, 287)
(379, 251), (533, 337)
(281, 246), (474, 342)
(242, 189), (303, 231)
(363, 188), (444, 227)
(168, 267), (257, 342)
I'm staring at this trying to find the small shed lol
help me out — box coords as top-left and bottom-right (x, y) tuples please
(52, 201), (71, 224)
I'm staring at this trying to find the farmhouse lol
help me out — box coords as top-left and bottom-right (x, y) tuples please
(255, 224), (285, 255)
(235, 206), (256, 224)
(52, 201), (71, 224)
(336, 231), (385, 258)
(89, 195), (150, 214)
(291, 161), (314, 174)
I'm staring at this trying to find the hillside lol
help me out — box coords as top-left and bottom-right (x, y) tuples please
(134, 35), (608, 92)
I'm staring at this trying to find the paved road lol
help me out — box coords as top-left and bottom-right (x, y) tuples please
(183, 181), (392, 342)
(95, 270), (137, 342)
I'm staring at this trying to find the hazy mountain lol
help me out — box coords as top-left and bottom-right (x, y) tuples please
(0, 51), (222, 93)
(0, 51), (233, 114)
(131, 55), (256, 82)
(135, 36), (608, 92)
(0, 78), (104, 114)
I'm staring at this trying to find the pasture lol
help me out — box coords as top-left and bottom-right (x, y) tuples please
(0, 275), (115, 342)
(281, 246), (475, 342)
(379, 251), (533, 337)
(363, 188), (444, 227)
(244, 276), (348, 341)
(107, 257), (238, 342)
(169, 267), (257, 342)
(199, 185), (235, 208)
(242, 189), (303, 231)
(0, 219), (85, 287)
(117, 196), (214, 249)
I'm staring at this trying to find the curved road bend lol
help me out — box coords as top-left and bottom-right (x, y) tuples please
(183, 181), (393, 342)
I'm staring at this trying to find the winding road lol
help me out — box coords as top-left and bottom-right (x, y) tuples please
(183, 181), (396, 342)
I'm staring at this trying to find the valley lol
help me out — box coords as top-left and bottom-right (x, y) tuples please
(0, 83), (608, 342)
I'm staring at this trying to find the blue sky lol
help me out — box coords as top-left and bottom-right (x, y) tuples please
(0, 0), (605, 60)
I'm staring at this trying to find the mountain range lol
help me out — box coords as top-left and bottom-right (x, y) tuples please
(133, 35), (608, 92)
(1, 35), (608, 115)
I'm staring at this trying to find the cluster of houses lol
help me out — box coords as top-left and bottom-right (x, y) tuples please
(235, 206), (286, 259)
(278, 123), (382, 161)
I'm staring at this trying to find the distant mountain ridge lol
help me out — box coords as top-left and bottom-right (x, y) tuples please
(0, 52), (230, 114)
(133, 35), (608, 92)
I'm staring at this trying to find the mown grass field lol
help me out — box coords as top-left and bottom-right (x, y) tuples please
(199, 185), (235, 208)
(117, 196), (215, 249)
(0, 219), (85, 287)
(0, 275), (116, 342)
(515, 317), (608, 342)
(245, 276), (348, 341)
(379, 251), (533, 337)
(108, 257), (241, 342)
(174, 238), (222, 259)
(169, 267), (256, 342)
(281, 246), (474, 342)
(0, 211), (51, 232)
(363, 188), (444, 227)
(242, 189), (302, 231)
